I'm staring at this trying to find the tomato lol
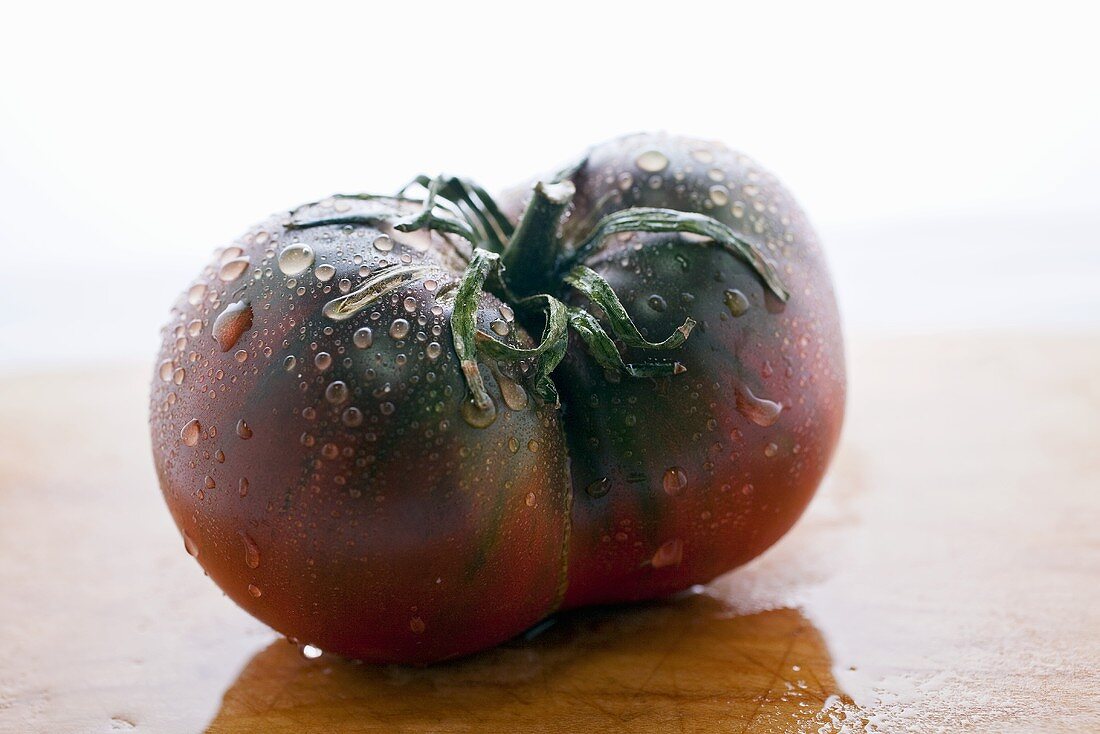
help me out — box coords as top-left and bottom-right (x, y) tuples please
(502, 133), (846, 608)
(149, 133), (844, 663)
(150, 196), (570, 663)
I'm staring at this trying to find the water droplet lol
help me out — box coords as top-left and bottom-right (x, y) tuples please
(182, 530), (199, 558)
(214, 450), (225, 464)
(314, 263), (336, 282)
(219, 257), (250, 282)
(238, 477), (249, 497)
(647, 294), (667, 312)
(389, 319), (410, 339)
(527, 439), (539, 453)
(172, 367), (186, 385)
(709, 184), (730, 206)
(234, 349), (248, 363)
(499, 304), (514, 321)
(525, 492), (537, 507)
(764, 442), (779, 457)
(403, 296), (418, 313)
(497, 374), (529, 411)
(424, 279), (439, 292)
(325, 380), (349, 404)
(278, 243), (315, 275)
(187, 319), (202, 337)
(314, 352), (332, 371)
(352, 327), (374, 349)
(373, 234), (394, 252)
(651, 538), (684, 568)
(204, 475), (216, 489)
(187, 283), (207, 305)
(301, 644), (323, 659)
(724, 289), (750, 316)
(691, 149), (714, 164)
(735, 386), (783, 427)
(461, 394), (497, 428)
(241, 532), (260, 569)
(380, 402), (395, 416)
(636, 150), (668, 173)
(731, 201), (745, 218)
(236, 419), (253, 439)
(212, 300), (253, 352)
(247, 584), (262, 598)
(426, 342), (442, 360)
(662, 466), (687, 496)
(181, 419), (201, 446)
(158, 360), (174, 382)
(585, 477), (611, 498)
(508, 437), (519, 453)
(283, 355), (297, 371)
(490, 319), (509, 336)
(409, 616), (425, 633)
(341, 406), (363, 427)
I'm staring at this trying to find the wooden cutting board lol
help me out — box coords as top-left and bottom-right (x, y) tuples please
(1, 334), (1097, 733)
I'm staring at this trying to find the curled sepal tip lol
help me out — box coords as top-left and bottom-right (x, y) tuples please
(451, 251), (571, 409)
(474, 294), (570, 407)
(567, 207), (789, 302)
(566, 308), (686, 378)
(563, 265), (695, 350)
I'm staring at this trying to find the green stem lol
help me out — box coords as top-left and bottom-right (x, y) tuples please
(499, 180), (576, 297)
(564, 207), (789, 302)
(563, 265), (695, 350)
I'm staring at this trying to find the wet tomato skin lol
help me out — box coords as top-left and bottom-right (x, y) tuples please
(149, 197), (570, 664)
(504, 133), (846, 608)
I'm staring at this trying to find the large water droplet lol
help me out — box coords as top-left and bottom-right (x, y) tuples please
(278, 243), (315, 275)
(188, 283), (207, 306)
(181, 419), (201, 446)
(497, 374), (529, 411)
(735, 386), (783, 427)
(636, 150), (669, 173)
(724, 289), (750, 317)
(461, 394), (497, 428)
(585, 477), (611, 498)
(341, 406), (363, 427)
(314, 264), (336, 282)
(212, 300), (253, 352)
(662, 466), (687, 496)
(241, 532), (261, 569)
(219, 257), (250, 282)
(236, 419), (253, 439)
(325, 381), (349, 404)
(182, 530), (199, 558)
(353, 327), (373, 349)
(389, 319), (410, 339)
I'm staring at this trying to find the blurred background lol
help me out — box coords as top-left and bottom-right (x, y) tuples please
(1, 1), (1097, 372)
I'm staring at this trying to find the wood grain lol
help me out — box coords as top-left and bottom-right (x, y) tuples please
(1, 334), (1097, 733)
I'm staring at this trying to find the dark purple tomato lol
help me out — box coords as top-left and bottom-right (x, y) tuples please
(501, 133), (846, 608)
(149, 196), (569, 663)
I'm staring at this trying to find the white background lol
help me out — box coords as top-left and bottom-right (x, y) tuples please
(1, 1), (1097, 371)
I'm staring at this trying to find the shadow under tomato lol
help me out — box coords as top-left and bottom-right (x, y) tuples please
(205, 593), (866, 733)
